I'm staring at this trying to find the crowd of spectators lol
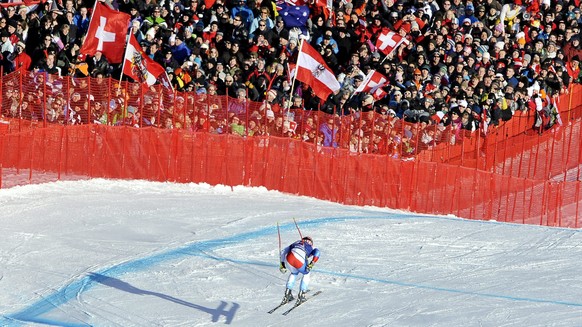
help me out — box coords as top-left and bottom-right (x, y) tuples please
(1, 0), (582, 156)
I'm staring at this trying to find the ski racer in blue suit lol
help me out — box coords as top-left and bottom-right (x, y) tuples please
(279, 236), (320, 303)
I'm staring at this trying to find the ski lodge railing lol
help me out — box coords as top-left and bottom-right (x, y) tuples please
(1, 70), (581, 227)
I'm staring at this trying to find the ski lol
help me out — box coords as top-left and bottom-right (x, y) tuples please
(281, 291), (322, 316)
(267, 300), (290, 314)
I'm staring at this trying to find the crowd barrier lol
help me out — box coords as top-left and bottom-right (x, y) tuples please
(0, 71), (581, 227)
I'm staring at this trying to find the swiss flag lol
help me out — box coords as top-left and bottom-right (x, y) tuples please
(79, 2), (131, 63)
(205, 0), (217, 9)
(354, 70), (389, 100)
(288, 120), (297, 133)
(375, 28), (409, 57)
(295, 40), (340, 100)
(123, 33), (166, 87)
(315, 0), (332, 20)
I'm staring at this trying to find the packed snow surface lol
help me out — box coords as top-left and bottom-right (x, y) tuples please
(1, 179), (581, 326)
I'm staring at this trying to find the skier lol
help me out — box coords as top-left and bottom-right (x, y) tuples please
(279, 236), (320, 304)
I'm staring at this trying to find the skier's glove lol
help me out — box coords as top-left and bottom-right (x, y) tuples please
(279, 262), (287, 274)
(306, 261), (314, 272)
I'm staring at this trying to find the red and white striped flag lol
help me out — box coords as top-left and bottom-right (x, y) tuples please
(295, 41), (340, 100)
(375, 28), (409, 57)
(123, 33), (166, 87)
(287, 62), (296, 83)
(79, 2), (130, 63)
(353, 70), (389, 100)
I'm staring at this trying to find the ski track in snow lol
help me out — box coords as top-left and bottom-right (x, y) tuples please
(0, 180), (582, 326)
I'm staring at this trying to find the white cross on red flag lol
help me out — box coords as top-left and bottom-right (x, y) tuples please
(375, 28), (408, 57)
(354, 70), (389, 100)
(79, 2), (131, 64)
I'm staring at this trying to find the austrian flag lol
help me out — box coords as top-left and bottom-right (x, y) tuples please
(123, 34), (165, 86)
(295, 41), (340, 100)
(375, 29), (409, 57)
(79, 3), (130, 63)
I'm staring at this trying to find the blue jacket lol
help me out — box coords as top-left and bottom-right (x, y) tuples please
(319, 123), (338, 148)
(171, 43), (192, 65)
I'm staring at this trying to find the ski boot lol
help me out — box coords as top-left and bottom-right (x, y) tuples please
(282, 288), (294, 303)
(296, 290), (307, 304)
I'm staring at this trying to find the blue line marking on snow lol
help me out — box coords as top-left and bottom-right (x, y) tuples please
(2, 213), (581, 326)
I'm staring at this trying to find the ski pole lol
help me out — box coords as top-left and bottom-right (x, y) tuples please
(293, 218), (304, 241)
(277, 221), (282, 257)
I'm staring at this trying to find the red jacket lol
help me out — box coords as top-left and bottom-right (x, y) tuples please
(14, 52), (31, 71)
(565, 62), (580, 81)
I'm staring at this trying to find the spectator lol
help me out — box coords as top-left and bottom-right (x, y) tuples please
(0, 0), (581, 156)
(13, 41), (31, 71)
(0, 30), (14, 55)
(250, 7), (274, 35)
(319, 116), (338, 148)
(144, 6), (166, 30)
(87, 51), (110, 77)
(229, 115), (246, 136)
(158, 48), (180, 71)
(228, 87), (248, 115)
(171, 35), (191, 65)
(73, 7), (89, 36)
(231, 0), (254, 30)
(566, 56), (581, 83)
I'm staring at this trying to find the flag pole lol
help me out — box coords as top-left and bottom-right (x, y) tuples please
(118, 32), (131, 92)
(379, 38), (406, 66)
(91, 0), (99, 15)
(379, 53), (389, 65)
(347, 69), (372, 102)
(286, 39), (305, 112)
(285, 62), (294, 114)
(286, 75), (297, 113)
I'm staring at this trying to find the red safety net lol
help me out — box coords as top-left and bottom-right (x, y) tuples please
(1, 70), (581, 228)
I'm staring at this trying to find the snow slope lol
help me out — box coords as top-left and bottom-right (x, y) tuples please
(0, 180), (581, 326)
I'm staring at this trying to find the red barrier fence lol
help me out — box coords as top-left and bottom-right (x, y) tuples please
(0, 71), (581, 227)
(1, 121), (580, 227)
